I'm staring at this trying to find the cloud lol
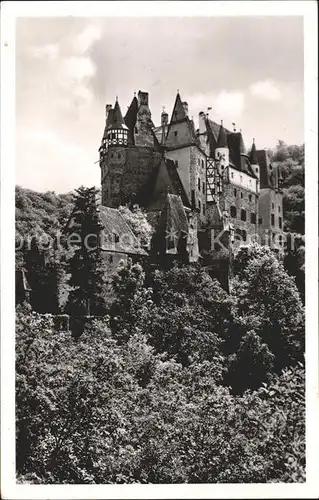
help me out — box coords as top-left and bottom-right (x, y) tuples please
(187, 90), (246, 126)
(249, 80), (282, 101)
(72, 24), (102, 54)
(214, 91), (245, 119)
(28, 43), (59, 60)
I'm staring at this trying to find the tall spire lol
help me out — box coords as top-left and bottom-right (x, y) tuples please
(249, 138), (258, 164)
(217, 120), (228, 148)
(170, 91), (188, 123)
(111, 99), (126, 128)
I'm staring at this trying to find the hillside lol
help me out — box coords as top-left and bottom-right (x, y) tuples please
(267, 141), (305, 234)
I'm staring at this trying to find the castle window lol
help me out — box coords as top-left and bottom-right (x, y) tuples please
(279, 216), (282, 229)
(250, 212), (256, 224)
(272, 203), (275, 209)
(135, 127), (138, 134)
(113, 233), (120, 243)
(230, 206), (237, 218)
(241, 192), (243, 199)
(271, 214), (275, 226)
(175, 160), (179, 167)
(258, 217), (263, 225)
(231, 172), (234, 179)
(278, 205), (281, 213)
(198, 200), (201, 212)
(242, 230), (247, 242)
(202, 182), (205, 195)
(198, 177), (201, 190)
(201, 159), (204, 168)
(279, 235), (282, 246)
(203, 204), (206, 216)
(174, 131), (178, 137)
(249, 194), (252, 202)
(109, 255), (113, 263)
(241, 209), (247, 221)
(234, 188), (237, 197)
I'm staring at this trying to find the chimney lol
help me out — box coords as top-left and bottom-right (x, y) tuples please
(182, 101), (189, 116)
(138, 90), (149, 107)
(199, 111), (206, 134)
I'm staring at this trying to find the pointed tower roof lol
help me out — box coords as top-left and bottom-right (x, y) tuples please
(249, 139), (258, 165)
(106, 99), (128, 130)
(170, 92), (188, 123)
(124, 95), (138, 130)
(217, 121), (228, 148)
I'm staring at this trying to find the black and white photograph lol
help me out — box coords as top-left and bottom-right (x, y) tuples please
(1, 1), (318, 498)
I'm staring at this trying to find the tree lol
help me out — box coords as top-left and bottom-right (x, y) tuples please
(16, 305), (305, 484)
(118, 205), (153, 249)
(65, 186), (107, 317)
(231, 244), (304, 374)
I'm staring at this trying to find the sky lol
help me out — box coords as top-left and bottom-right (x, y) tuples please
(16, 15), (304, 193)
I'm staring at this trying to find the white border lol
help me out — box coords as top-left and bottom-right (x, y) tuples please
(1, 1), (318, 499)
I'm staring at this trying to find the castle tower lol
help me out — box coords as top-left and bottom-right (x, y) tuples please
(249, 138), (260, 192)
(134, 91), (154, 147)
(256, 148), (284, 255)
(164, 92), (207, 224)
(215, 120), (229, 174)
(100, 98), (129, 207)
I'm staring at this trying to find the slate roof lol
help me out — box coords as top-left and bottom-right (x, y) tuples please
(165, 159), (191, 208)
(170, 92), (188, 123)
(154, 194), (189, 253)
(249, 140), (258, 165)
(98, 206), (148, 255)
(205, 118), (257, 178)
(256, 149), (271, 188)
(136, 157), (191, 210)
(217, 122), (228, 148)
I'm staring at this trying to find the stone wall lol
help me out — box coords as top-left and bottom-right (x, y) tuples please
(221, 182), (259, 245)
(258, 188), (284, 250)
(190, 146), (207, 226)
(102, 146), (162, 208)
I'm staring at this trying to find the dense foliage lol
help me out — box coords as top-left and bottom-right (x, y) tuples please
(267, 141), (305, 234)
(16, 186), (74, 268)
(16, 302), (305, 484)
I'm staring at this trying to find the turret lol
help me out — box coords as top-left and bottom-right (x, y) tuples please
(249, 138), (260, 192)
(198, 111), (206, 134)
(161, 107), (169, 144)
(215, 120), (229, 173)
(103, 97), (129, 149)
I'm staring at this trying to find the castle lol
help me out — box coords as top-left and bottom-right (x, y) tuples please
(16, 89), (285, 312)
(98, 90), (284, 267)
